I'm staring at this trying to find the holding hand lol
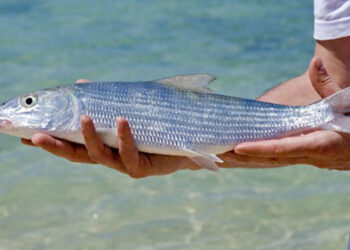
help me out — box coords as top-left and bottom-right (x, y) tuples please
(234, 57), (350, 170)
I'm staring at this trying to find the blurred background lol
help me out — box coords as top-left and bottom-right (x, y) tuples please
(1, 0), (349, 249)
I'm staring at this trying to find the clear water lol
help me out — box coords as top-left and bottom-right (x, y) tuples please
(0, 0), (349, 249)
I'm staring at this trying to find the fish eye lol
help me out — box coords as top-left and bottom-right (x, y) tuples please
(20, 94), (38, 108)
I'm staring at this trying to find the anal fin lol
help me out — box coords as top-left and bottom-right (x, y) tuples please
(183, 146), (222, 171)
(190, 157), (220, 171)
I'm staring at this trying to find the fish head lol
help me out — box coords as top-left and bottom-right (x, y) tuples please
(0, 87), (74, 139)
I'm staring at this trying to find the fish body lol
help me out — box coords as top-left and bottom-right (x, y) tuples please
(0, 74), (349, 170)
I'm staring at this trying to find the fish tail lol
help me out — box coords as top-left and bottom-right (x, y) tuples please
(321, 87), (350, 133)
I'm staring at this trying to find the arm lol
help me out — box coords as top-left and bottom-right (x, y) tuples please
(259, 38), (350, 105)
(257, 72), (320, 105)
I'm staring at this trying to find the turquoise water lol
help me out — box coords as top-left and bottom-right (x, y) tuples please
(1, 0), (350, 249)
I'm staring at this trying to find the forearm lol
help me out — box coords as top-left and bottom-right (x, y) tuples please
(257, 71), (321, 105)
(259, 37), (350, 106)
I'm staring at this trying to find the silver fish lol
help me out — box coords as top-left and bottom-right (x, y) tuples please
(0, 74), (349, 170)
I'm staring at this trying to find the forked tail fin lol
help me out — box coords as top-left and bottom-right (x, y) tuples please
(322, 87), (350, 133)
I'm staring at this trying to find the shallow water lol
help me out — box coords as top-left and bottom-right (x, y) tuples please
(0, 0), (349, 249)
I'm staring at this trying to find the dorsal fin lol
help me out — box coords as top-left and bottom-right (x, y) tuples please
(154, 74), (216, 93)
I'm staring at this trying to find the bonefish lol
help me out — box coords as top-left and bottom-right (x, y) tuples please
(0, 74), (349, 170)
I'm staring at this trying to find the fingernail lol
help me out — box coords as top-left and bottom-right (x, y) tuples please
(75, 79), (91, 84)
(234, 142), (257, 154)
(81, 115), (93, 126)
(80, 115), (88, 122)
(31, 134), (41, 145)
(234, 145), (248, 153)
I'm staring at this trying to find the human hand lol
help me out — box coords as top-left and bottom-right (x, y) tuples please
(234, 57), (350, 170)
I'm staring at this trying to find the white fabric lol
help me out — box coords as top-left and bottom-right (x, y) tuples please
(314, 0), (350, 40)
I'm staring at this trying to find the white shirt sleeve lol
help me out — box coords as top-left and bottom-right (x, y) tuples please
(314, 0), (350, 40)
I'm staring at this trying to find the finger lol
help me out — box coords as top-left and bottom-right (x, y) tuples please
(117, 117), (145, 177)
(309, 57), (340, 98)
(234, 130), (338, 158)
(75, 79), (91, 84)
(222, 149), (350, 170)
(80, 116), (126, 173)
(81, 115), (111, 162)
(21, 138), (36, 146)
(31, 133), (95, 163)
(220, 151), (312, 168)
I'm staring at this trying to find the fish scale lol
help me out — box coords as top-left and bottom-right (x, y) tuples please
(72, 81), (332, 147)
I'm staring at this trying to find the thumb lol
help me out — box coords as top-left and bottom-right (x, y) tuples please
(309, 57), (340, 98)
